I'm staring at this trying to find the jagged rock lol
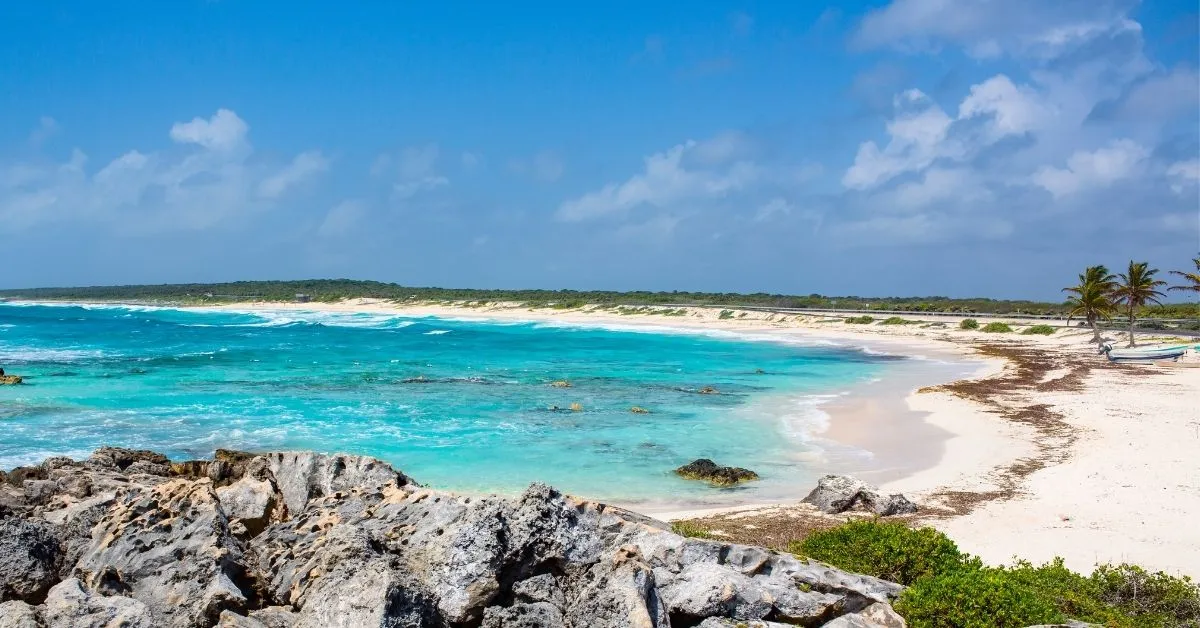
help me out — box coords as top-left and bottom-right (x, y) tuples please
(674, 459), (760, 486)
(697, 619), (794, 628)
(260, 451), (411, 516)
(215, 476), (280, 538)
(86, 448), (169, 472)
(0, 376), (22, 385)
(630, 406), (650, 414)
(41, 578), (154, 627)
(75, 479), (248, 626)
(802, 475), (918, 516)
(123, 460), (170, 476)
(22, 480), (59, 506)
(0, 517), (61, 603)
(2, 467), (46, 488)
(0, 601), (41, 628)
(246, 607), (298, 628)
(821, 602), (908, 627)
(1, 448), (908, 628)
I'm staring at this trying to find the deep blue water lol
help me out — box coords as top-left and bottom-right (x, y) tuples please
(0, 302), (913, 504)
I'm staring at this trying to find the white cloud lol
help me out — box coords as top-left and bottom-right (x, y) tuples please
(1167, 159), (1200, 195)
(556, 138), (759, 221)
(842, 89), (957, 190)
(169, 108), (248, 152)
(958, 75), (1052, 140)
(373, 145), (449, 199)
(853, 0), (1138, 60)
(257, 150), (330, 199)
(1032, 139), (1148, 198)
(318, 200), (366, 238)
(0, 109), (327, 233)
(754, 197), (792, 222)
(891, 168), (983, 209)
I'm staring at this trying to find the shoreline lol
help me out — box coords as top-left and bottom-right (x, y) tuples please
(6, 298), (1200, 575)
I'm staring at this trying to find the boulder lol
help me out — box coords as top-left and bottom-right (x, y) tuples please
(40, 578), (154, 628)
(215, 476), (281, 538)
(820, 602), (908, 627)
(86, 448), (169, 472)
(75, 479), (249, 626)
(0, 517), (61, 603)
(674, 459), (760, 486)
(260, 451), (412, 516)
(0, 601), (40, 628)
(802, 475), (918, 516)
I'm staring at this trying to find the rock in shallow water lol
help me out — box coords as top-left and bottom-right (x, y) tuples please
(674, 458), (760, 486)
(0, 448), (905, 627)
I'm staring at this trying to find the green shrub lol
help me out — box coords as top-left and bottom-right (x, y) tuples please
(1021, 324), (1056, 335)
(788, 520), (1200, 627)
(896, 565), (1064, 628)
(718, 310), (735, 320)
(845, 315), (875, 324)
(881, 316), (918, 325)
(960, 318), (979, 330)
(1091, 564), (1200, 626)
(981, 322), (1013, 333)
(670, 521), (712, 539)
(790, 519), (971, 585)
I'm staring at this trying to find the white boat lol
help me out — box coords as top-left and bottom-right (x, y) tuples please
(1099, 343), (1187, 362)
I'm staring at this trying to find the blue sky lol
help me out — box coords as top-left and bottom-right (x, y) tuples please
(2, 1), (1197, 299)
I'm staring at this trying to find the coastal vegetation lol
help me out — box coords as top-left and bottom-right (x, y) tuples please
(1064, 265), (1119, 344)
(791, 519), (1200, 628)
(1021, 324), (1056, 335)
(1169, 257), (1200, 294)
(3, 279), (1197, 319)
(1113, 261), (1168, 347)
(845, 315), (875, 324)
(959, 318), (979, 330)
(980, 322), (1013, 333)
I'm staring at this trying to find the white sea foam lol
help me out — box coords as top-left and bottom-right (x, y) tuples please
(0, 346), (107, 363)
(423, 329), (451, 335)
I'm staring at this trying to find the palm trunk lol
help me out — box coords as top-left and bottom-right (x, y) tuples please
(1127, 307), (1136, 348)
(1090, 320), (1101, 344)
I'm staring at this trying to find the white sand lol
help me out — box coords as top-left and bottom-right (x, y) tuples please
(209, 299), (1200, 576)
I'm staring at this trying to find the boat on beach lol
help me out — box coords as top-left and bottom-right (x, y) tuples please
(1099, 343), (1188, 362)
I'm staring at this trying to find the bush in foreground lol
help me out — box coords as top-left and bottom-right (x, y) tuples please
(981, 322), (1013, 333)
(1021, 324), (1057, 335)
(790, 520), (1200, 628)
(881, 316), (918, 325)
(845, 315), (875, 324)
(960, 318), (979, 330)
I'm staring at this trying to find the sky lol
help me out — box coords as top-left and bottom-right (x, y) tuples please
(1, 1), (1198, 299)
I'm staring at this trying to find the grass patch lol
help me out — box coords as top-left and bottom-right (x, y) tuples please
(845, 315), (875, 324)
(981, 322), (1013, 333)
(1021, 324), (1057, 335)
(881, 316), (919, 325)
(718, 310), (735, 320)
(789, 520), (1200, 628)
(670, 521), (713, 539)
(959, 318), (979, 330)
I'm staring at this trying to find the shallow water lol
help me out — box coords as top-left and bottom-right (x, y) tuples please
(0, 302), (955, 505)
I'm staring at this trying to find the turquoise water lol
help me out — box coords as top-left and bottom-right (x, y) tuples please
(0, 302), (918, 505)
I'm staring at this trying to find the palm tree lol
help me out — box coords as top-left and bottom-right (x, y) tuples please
(1168, 256), (1200, 294)
(1112, 261), (1166, 347)
(1063, 265), (1117, 344)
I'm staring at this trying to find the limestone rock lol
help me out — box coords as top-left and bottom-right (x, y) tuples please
(260, 451), (412, 516)
(821, 602), (908, 627)
(0, 517), (61, 603)
(75, 479), (248, 626)
(0, 601), (40, 628)
(41, 578), (154, 628)
(0, 375), (22, 385)
(802, 475), (918, 516)
(123, 460), (170, 476)
(674, 459), (760, 486)
(216, 476), (281, 538)
(86, 448), (169, 472)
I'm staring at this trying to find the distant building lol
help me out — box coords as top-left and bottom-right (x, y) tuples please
(294, 294), (312, 303)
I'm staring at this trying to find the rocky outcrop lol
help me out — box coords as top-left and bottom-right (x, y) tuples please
(0, 375), (22, 385)
(802, 475), (918, 516)
(0, 449), (905, 627)
(675, 459), (760, 486)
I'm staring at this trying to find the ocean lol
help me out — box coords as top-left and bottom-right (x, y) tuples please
(0, 302), (953, 506)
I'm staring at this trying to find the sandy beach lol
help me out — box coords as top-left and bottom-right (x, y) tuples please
(208, 298), (1200, 577)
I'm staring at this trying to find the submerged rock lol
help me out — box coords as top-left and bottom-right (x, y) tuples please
(0, 448), (904, 627)
(630, 406), (651, 414)
(802, 475), (918, 516)
(0, 375), (23, 385)
(674, 459), (760, 486)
